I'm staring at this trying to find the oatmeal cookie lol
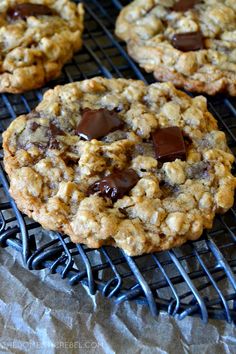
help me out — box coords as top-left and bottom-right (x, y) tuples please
(115, 0), (236, 96)
(3, 77), (236, 255)
(0, 0), (84, 93)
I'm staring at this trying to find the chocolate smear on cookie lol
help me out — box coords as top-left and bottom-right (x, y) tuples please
(88, 169), (139, 202)
(76, 108), (123, 140)
(172, 0), (200, 12)
(7, 3), (53, 21)
(171, 31), (204, 51)
(152, 126), (186, 162)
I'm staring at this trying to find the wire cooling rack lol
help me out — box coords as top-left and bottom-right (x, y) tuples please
(0, 0), (236, 323)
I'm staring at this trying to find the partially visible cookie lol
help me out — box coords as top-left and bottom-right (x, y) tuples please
(3, 77), (236, 255)
(0, 1), (84, 93)
(115, 0), (236, 96)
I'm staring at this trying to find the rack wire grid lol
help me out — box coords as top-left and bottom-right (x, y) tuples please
(0, 0), (236, 323)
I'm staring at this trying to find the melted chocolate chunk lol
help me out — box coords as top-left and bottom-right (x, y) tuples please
(49, 122), (65, 137)
(171, 31), (204, 52)
(152, 126), (186, 162)
(172, 0), (199, 12)
(7, 3), (53, 21)
(76, 108), (123, 141)
(88, 169), (139, 202)
(30, 121), (40, 132)
(48, 122), (65, 149)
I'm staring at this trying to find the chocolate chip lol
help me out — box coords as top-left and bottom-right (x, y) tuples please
(152, 126), (186, 162)
(7, 3), (53, 21)
(172, 0), (200, 12)
(88, 169), (139, 202)
(76, 108), (123, 141)
(171, 31), (204, 51)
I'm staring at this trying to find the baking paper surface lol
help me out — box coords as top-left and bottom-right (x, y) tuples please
(0, 245), (236, 354)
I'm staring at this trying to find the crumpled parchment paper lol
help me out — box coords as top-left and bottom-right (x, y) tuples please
(0, 246), (236, 354)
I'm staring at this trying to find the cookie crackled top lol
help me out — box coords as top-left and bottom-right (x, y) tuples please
(0, 1), (84, 93)
(3, 77), (236, 255)
(115, 0), (236, 96)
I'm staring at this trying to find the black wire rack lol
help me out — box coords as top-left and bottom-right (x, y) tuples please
(0, 0), (236, 323)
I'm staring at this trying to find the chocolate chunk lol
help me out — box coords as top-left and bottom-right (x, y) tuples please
(171, 31), (204, 52)
(152, 126), (186, 162)
(7, 3), (53, 21)
(88, 169), (139, 202)
(172, 0), (199, 12)
(76, 108), (123, 141)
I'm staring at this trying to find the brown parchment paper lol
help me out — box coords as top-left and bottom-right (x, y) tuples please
(0, 245), (236, 354)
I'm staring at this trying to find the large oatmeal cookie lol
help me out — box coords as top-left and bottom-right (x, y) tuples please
(115, 0), (236, 96)
(0, 0), (84, 93)
(3, 77), (236, 255)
